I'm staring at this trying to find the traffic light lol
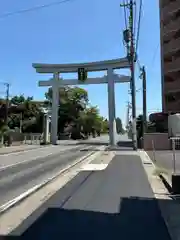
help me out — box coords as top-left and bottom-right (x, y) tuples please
(78, 68), (87, 82)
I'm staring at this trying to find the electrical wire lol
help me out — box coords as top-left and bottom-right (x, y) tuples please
(133, 1), (137, 41)
(151, 43), (159, 67)
(135, 0), (143, 55)
(123, 0), (128, 30)
(0, 0), (75, 19)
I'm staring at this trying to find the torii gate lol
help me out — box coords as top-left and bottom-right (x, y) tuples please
(33, 57), (130, 146)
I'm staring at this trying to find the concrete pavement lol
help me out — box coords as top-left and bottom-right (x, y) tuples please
(10, 153), (170, 239)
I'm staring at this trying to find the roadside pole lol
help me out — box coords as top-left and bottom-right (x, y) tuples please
(121, 0), (137, 150)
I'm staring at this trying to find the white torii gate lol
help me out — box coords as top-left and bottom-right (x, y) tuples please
(33, 57), (130, 146)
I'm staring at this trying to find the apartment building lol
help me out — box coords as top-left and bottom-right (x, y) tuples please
(159, 0), (180, 113)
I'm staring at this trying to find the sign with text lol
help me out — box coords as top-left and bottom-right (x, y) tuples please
(78, 68), (87, 82)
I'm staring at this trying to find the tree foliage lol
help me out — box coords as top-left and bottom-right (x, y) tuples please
(0, 87), (109, 137)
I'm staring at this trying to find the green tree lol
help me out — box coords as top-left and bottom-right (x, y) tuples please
(45, 86), (89, 133)
(8, 95), (42, 132)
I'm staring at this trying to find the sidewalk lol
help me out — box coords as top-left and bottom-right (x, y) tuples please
(11, 153), (171, 239)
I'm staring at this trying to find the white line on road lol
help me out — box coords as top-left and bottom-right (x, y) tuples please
(0, 145), (86, 171)
(0, 146), (105, 214)
(0, 146), (53, 157)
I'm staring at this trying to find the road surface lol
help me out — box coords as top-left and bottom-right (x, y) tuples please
(0, 134), (130, 207)
(11, 154), (170, 239)
(0, 144), (96, 207)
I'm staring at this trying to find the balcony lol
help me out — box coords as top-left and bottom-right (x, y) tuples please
(164, 38), (180, 55)
(162, 0), (180, 20)
(164, 58), (180, 73)
(164, 79), (180, 92)
(163, 18), (180, 36)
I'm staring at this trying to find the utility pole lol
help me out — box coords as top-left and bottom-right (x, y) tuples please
(5, 83), (10, 125)
(126, 101), (130, 130)
(140, 66), (147, 136)
(121, 0), (137, 150)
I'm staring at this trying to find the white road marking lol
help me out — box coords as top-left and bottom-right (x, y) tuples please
(80, 164), (108, 171)
(0, 153), (54, 171)
(0, 146), (105, 214)
(0, 145), (86, 171)
(0, 146), (53, 157)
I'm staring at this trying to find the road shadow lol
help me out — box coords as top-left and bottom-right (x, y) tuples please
(1, 197), (171, 240)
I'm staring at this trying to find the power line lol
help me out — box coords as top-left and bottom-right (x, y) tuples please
(135, 0), (143, 57)
(151, 43), (159, 67)
(123, 0), (128, 30)
(0, 0), (75, 19)
(133, 1), (137, 40)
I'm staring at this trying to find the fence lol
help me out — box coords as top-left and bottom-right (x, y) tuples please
(151, 137), (180, 174)
(23, 133), (42, 145)
(0, 132), (52, 146)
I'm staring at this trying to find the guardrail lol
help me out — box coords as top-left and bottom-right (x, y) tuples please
(23, 133), (51, 145)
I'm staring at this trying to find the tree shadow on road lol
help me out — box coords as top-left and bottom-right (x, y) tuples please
(1, 197), (171, 240)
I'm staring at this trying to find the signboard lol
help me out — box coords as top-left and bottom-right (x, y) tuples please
(78, 68), (87, 82)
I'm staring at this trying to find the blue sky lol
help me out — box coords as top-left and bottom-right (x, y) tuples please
(0, 0), (162, 125)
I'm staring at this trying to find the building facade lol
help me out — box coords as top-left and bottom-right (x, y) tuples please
(159, 0), (180, 113)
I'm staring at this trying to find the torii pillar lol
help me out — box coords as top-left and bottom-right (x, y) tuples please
(51, 72), (59, 145)
(107, 68), (116, 146)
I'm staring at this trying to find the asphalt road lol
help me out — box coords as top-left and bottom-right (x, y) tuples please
(78, 134), (131, 147)
(0, 134), (130, 207)
(0, 144), (86, 169)
(0, 145), (94, 207)
(11, 154), (170, 239)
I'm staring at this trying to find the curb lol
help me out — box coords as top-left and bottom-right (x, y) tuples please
(159, 173), (173, 193)
(0, 146), (105, 215)
(138, 149), (176, 240)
